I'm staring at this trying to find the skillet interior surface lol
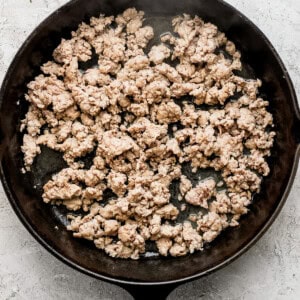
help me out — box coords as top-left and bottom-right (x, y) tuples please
(0, 0), (299, 284)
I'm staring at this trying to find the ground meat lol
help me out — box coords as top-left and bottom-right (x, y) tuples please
(182, 222), (203, 253)
(21, 135), (41, 170)
(98, 131), (137, 159)
(166, 138), (181, 156)
(156, 238), (173, 256)
(148, 44), (171, 64)
(21, 9), (275, 259)
(197, 212), (227, 242)
(26, 75), (74, 112)
(155, 101), (182, 124)
(53, 39), (74, 64)
(210, 191), (231, 214)
(185, 179), (216, 208)
(107, 171), (127, 196)
(179, 175), (193, 197)
(169, 243), (187, 257)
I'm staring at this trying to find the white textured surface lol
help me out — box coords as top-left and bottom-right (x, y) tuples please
(0, 0), (300, 299)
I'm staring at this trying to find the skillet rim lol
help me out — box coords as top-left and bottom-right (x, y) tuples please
(0, 0), (299, 286)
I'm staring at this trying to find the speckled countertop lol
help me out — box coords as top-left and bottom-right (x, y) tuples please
(0, 1), (299, 299)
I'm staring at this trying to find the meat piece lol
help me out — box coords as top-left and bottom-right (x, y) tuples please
(71, 85), (109, 116)
(98, 131), (137, 158)
(166, 139), (181, 156)
(90, 14), (114, 33)
(149, 214), (161, 235)
(182, 222), (203, 253)
(102, 35), (126, 63)
(26, 75), (74, 112)
(224, 168), (261, 193)
(155, 101), (182, 124)
(43, 181), (81, 203)
(118, 224), (137, 243)
(41, 61), (65, 77)
(181, 104), (199, 128)
(134, 26), (154, 48)
(179, 175), (192, 196)
(59, 135), (96, 163)
(169, 243), (187, 257)
(185, 179), (216, 208)
(155, 63), (182, 83)
(143, 80), (170, 104)
(176, 63), (196, 79)
(229, 192), (251, 215)
(107, 171), (127, 196)
(159, 224), (182, 238)
(73, 38), (92, 62)
(197, 212), (227, 242)
(129, 102), (149, 117)
(83, 68), (111, 86)
(156, 238), (172, 256)
(237, 108), (255, 131)
(53, 39), (74, 64)
(171, 82), (199, 98)
(209, 192), (231, 214)
(131, 120), (167, 146)
(21, 135), (41, 170)
(84, 169), (105, 186)
(73, 218), (102, 240)
(156, 204), (179, 220)
(20, 106), (45, 137)
(148, 44), (171, 64)
(125, 55), (149, 71)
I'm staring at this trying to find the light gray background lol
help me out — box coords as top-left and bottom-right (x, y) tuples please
(0, 0), (299, 299)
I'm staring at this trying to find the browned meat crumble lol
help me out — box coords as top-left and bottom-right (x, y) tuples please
(21, 8), (275, 259)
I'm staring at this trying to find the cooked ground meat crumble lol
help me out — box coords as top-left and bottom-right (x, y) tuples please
(20, 8), (275, 259)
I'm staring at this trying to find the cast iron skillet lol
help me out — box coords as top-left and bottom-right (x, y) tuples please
(0, 0), (299, 299)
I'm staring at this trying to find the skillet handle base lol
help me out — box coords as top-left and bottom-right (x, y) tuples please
(120, 283), (178, 300)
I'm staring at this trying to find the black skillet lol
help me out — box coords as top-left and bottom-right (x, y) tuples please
(0, 0), (299, 299)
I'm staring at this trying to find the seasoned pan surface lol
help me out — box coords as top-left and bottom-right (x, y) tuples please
(0, 0), (299, 286)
